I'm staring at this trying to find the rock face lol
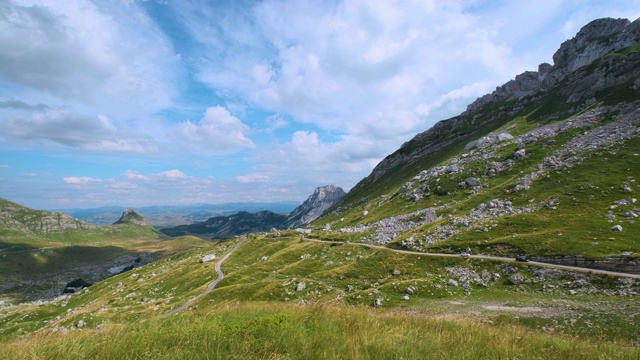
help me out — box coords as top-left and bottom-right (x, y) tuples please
(358, 17), (640, 185)
(466, 17), (640, 113)
(285, 185), (346, 228)
(113, 208), (148, 226)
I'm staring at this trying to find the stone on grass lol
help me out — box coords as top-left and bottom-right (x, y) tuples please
(447, 279), (459, 287)
(508, 273), (524, 285)
(611, 225), (623, 231)
(405, 287), (414, 295)
(296, 282), (306, 292)
(401, 295), (410, 301)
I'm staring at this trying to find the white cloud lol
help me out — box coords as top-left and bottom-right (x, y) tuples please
(158, 170), (189, 181)
(236, 173), (270, 183)
(63, 176), (101, 185)
(173, 106), (254, 154)
(0, 110), (158, 154)
(0, 164), (9, 169)
(0, 0), (179, 116)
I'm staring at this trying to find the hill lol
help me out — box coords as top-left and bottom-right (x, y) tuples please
(0, 200), (204, 302)
(311, 17), (640, 273)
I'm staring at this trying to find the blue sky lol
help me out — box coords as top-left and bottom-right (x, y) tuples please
(0, 0), (638, 209)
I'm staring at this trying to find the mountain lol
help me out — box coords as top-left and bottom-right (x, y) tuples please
(285, 185), (346, 228)
(113, 208), (148, 226)
(160, 185), (345, 239)
(2, 17), (640, 356)
(0, 198), (204, 302)
(161, 210), (288, 239)
(56, 202), (300, 227)
(313, 17), (640, 273)
(0, 197), (96, 236)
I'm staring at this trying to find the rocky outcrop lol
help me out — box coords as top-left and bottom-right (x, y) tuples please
(0, 197), (95, 234)
(113, 208), (148, 226)
(357, 17), (640, 188)
(285, 185), (346, 228)
(466, 17), (640, 113)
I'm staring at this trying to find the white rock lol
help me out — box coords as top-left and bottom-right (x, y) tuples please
(611, 225), (623, 231)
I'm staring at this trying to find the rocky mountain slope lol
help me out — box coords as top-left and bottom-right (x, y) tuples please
(161, 185), (345, 239)
(285, 185), (346, 228)
(0, 197), (96, 235)
(313, 17), (640, 273)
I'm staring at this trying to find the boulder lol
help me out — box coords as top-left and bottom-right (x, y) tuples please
(508, 273), (524, 285)
(447, 279), (459, 287)
(405, 287), (414, 295)
(612, 225), (623, 231)
(464, 178), (481, 187)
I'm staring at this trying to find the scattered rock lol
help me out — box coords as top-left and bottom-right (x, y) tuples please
(405, 287), (414, 295)
(447, 279), (459, 287)
(373, 298), (382, 308)
(464, 178), (482, 187)
(296, 282), (306, 292)
(261, 256), (268, 261)
(77, 320), (85, 328)
(200, 253), (216, 263)
(611, 225), (623, 231)
(621, 185), (632, 192)
(508, 273), (524, 285)
(401, 295), (410, 301)
(392, 270), (401, 276)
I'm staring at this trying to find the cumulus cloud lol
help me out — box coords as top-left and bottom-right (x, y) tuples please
(0, 0), (179, 119)
(173, 106), (254, 154)
(0, 110), (158, 154)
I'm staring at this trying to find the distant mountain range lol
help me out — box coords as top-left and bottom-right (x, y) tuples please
(54, 202), (300, 228)
(160, 185), (346, 239)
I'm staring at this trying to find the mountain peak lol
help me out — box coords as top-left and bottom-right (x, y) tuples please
(113, 208), (148, 226)
(285, 185), (346, 228)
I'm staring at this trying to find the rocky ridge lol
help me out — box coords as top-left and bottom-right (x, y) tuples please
(0, 197), (95, 234)
(285, 185), (346, 228)
(361, 17), (640, 185)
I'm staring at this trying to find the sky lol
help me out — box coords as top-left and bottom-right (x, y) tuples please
(1, 0), (639, 210)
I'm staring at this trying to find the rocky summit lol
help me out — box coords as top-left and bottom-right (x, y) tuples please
(113, 208), (149, 226)
(285, 185), (346, 228)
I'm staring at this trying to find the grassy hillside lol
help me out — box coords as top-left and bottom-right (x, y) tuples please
(310, 46), (640, 265)
(0, 198), (210, 303)
(0, 234), (638, 358)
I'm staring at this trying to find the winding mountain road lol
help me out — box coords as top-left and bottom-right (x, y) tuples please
(161, 236), (247, 318)
(304, 238), (640, 279)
